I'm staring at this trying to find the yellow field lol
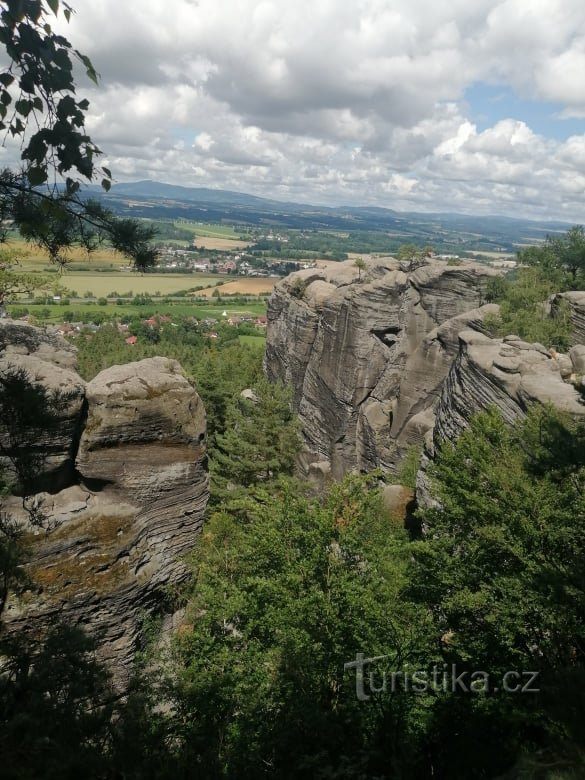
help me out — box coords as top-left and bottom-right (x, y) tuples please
(193, 277), (279, 297)
(3, 240), (125, 269)
(48, 272), (224, 297)
(191, 237), (253, 251)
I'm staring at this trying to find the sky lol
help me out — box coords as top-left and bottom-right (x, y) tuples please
(10, 0), (585, 220)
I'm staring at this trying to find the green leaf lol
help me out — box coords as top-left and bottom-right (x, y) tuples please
(15, 98), (32, 117)
(27, 166), (48, 186)
(0, 72), (14, 87)
(47, 0), (59, 15)
(75, 51), (99, 84)
(101, 178), (111, 192)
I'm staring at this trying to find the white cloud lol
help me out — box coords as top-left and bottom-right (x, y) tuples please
(30, 0), (582, 220)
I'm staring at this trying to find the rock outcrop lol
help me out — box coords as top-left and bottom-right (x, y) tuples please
(0, 320), (84, 492)
(1, 324), (208, 686)
(265, 258), (499, 477)
(553, 291), (585, 346)
(416, 331), (585, 507)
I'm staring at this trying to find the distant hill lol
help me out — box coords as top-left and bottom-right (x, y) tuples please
(93, 179), (573, 252)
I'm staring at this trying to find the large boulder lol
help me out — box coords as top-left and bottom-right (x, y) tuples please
(2, 353), (209, 687)
(0, 318), (78, 370)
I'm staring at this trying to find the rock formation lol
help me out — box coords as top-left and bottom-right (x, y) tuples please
(265, 257), (500, 477)
(553, 291), (585, 346)
(416, 331), (585, 507)
(1, 323), (208, 686)
(0, 319), (84, 492)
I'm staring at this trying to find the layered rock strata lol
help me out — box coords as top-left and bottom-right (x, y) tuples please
(0, 320), (84, 491)
(1, 324), (208, 685)
(417, 331), (585, 507)
(265, 258), (499, 477)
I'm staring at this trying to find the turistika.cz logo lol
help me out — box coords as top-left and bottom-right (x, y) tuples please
(344, 653), (540, 701)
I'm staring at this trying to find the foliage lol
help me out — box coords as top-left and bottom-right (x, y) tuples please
(0, 0), (158, 285)
(396, 243), (433, 270)
(519, 225), (585, 287)
(0, 248), (52, 307)
(484, 265), (573, 349)
(0, 625), (116, 780)
(171, 475), (433, 778)
(210, 377), (301, 506)
(410, 405), (585, 777)
(289, 276), (306, 299)
(397, 445), (422, 490)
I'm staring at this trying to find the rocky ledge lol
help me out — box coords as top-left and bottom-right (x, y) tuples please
(1, 322), (208, 686)
(416, 331), (585, 508)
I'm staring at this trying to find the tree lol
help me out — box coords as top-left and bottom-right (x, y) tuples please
(172, 475), (434, 778)
(409, 405), (585, 777)
(210, 377), (301, 505)
(0, 0), (158, 300)
(519, 225), (585, 288)
(0, 247), (51, 312)
(396, 243), (429, 271)
(353, 256), (367, 281)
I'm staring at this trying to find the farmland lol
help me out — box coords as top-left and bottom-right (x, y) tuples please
(194, 278), (279, 297)
(52, 272), (223, 298)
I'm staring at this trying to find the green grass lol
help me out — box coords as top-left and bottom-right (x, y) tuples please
(8, 300), (267, 323)
(238, 335), (266, 347)
(173, 221), (242, 239)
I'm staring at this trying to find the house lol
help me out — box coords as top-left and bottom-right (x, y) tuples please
(255, 315), (268, 328)
(125, 335), (137, 346)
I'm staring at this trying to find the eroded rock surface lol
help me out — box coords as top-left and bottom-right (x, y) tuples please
(417, 331), (585, 508)
(265, 258), (499, 476)
(554, 291), (585, 346)
(0, 322), (84, 492)
(1, 326), (208, 687)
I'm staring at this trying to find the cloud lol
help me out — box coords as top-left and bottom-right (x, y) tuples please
(34, 0), (583, 219)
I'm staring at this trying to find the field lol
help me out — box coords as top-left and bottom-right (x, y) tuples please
(3, 239), (126, 270)
(53, 272), (224, 298)
(191, 237), (253, 251)
(174, 221), (241, 239)
(7, 300), (267, 323)
(238, 335), (266, 348)
(195, 278), (279, 297)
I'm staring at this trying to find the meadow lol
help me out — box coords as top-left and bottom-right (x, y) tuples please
(7, 300), (267, 323)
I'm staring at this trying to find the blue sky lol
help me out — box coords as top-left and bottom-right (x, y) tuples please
(465, 83), (585, 141)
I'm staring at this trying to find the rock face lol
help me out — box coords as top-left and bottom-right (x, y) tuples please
(1, 324), (208, 686)
(0, 321), (84, 492)
(553, 291), (585, 346)
(433, 332), (585, 444)
(416, 331), (585, 507)
(265, 258), (499, 477)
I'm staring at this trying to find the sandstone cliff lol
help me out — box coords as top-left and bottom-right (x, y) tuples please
(1, 322), (208, 686)
(265, 258), (499, 477)
(416, 331), (585, 508)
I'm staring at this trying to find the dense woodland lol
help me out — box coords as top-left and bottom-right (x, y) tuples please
(1, 2), (585, 778)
